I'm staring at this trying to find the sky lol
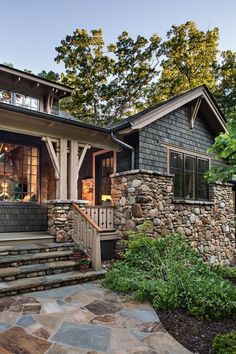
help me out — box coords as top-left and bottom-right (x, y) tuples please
(1, 0), (236, 74)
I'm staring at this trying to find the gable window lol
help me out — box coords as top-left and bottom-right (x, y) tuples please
(170, 151), (209, 200)
(0, 89), (39, 111)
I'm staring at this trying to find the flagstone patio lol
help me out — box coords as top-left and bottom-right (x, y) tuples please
(0, 280), (191, 354)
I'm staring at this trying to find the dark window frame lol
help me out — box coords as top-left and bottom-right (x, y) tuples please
(0, 88), (40, 111)
(170, 150), (209, 201)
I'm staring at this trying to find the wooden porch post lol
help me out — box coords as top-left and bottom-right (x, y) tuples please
(69, 140), (79, 199)
(58, 138), (68, 199)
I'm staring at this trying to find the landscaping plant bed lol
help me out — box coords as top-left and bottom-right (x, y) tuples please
(158, 309), (236, 354)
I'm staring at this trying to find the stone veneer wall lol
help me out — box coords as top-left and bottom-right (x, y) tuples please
(47, 200), (80, 242)
(111, 170), (236, 265)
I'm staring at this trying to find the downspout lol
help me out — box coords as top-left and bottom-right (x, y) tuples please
(111, 131), (135, 170)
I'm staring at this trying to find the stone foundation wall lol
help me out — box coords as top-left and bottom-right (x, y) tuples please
(111, 170), (235, 265)
(47, 200), (80, 242)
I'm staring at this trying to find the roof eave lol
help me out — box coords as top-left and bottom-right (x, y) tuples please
(0, 102), (110, 134)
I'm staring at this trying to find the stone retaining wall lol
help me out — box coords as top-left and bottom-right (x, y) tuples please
(111, 170), (235, 265)
(47, 200), (79, 242)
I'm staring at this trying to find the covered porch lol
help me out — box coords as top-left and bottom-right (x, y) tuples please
(0, 105), (121, 264)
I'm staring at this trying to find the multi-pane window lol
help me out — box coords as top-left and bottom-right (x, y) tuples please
(0, 143), (39, 202)
(0, 89), (39, 111)
(170, 151), (209, 200)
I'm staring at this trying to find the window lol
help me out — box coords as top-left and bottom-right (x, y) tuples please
(0, 89), (39, 111)
(170, 151), (209, 200)
(0, 143), (39, 202)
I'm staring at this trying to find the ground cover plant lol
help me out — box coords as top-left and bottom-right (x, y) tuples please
(212, 331), (236, 354)
(104, 222), (236, 320)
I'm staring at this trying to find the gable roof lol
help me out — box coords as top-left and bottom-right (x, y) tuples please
(110, 85), (227, 135)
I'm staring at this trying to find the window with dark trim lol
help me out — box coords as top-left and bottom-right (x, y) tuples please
(170, 151), (209, 200)
(0, 89), (39, 111)
(0, 143), (39, 202)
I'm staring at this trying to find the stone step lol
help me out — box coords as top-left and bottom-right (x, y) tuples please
(0, 270), (106, 297)
(0, 260), (80, 282)
(0, 232), (54, 246)
(0, 242), (74, 256)
(0, 250), (74, 268)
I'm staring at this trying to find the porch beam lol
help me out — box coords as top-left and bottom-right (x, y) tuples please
(77, 144), (90, 176)
(42, 136), (60, 179)
(190, 97), (202, 129)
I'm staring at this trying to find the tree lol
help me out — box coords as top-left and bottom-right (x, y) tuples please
(55, 28), (161, 125)
(207, 117), (236, 182)
(215, 50), (236, 117)
(38, 70), (60, 82)
(148, 21), (219, 104)
(2, 62), (14, 68)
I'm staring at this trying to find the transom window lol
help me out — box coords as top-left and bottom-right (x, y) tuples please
(0, 89), (39, 111)
(0, 143), (39, 202)
(170, 151), (209, 200)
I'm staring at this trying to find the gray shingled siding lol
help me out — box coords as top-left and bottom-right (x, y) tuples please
(138, 106), (216, 173)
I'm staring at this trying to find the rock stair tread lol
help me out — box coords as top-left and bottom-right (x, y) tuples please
(0, 250), (73, 265)
(0, 242), (75, 254)
(0, 270), (106, 293)
(0, 260), (78, 277)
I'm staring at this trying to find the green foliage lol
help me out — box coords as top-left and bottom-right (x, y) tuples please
(38, 70), (60, 82)
(55, 28), (161, 125)
(104, 224), (236, 320)
(207, 117), (236, 182)
(2, 62), (14, 68)
(216, 50), (236, 116)
(148, 21), (219, 104)
(212, 331), (236, 354)
(213, 265), (236, 279)
(53, 22), (236, 127)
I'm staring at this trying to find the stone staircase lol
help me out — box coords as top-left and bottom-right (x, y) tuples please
(0, 242), (106, 297)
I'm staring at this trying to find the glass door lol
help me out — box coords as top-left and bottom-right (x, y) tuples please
(95, 152), (113, 205)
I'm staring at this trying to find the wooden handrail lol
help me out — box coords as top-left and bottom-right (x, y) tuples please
(85, 205), (115, 209)
(72, 203), (102, 270)
(72, 203), (102, 232)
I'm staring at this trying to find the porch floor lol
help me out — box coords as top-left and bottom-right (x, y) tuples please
(0, 232), (54, 245)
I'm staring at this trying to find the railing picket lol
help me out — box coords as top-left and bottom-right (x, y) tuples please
(83, 206), (114, 230)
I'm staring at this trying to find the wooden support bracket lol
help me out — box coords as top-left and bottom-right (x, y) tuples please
(77, 144), (90, 176)
(42, 136), (60, 179)
(190, 96), (202, 129)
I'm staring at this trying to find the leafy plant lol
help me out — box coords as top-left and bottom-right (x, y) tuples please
(207, 117), (236, 182)
(79, 257), (90, 266)
(213, 265), (236, 279)
(104, 223), (236, 320)
(212, 331), (236, 354)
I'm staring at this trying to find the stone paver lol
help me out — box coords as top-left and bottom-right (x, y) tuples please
(0, 280), (192, 353)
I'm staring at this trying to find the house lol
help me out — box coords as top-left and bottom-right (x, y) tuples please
(0, 64), (235, 289)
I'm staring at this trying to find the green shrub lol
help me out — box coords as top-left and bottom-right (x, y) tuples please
(104, 223), (236, 320)
(212, 331), (236, 354)
(213, 265), (236, 279)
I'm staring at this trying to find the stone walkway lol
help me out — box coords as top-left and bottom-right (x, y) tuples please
(0, 280), (191, 353)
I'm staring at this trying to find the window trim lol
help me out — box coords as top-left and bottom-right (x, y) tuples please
(170, 150), (210, 201)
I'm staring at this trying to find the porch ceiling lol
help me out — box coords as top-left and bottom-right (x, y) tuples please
(0, 107), (120, 151)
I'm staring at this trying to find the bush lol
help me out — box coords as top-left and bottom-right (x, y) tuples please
(212, 331), (236, 354)
(104, 223), (236, 320)
(213, 265), (236, 279)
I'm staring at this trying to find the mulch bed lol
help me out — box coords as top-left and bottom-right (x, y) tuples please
(158, 309), (236, 354)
